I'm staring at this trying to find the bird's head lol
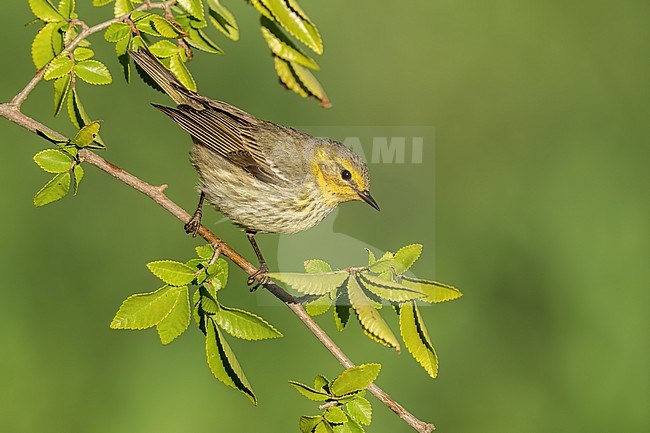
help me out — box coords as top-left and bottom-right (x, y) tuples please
(310, 140), (380, 211)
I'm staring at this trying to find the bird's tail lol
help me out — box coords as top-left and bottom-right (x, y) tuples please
(129, 48), (191, 105)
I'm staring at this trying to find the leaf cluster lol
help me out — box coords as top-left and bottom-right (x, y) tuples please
(291, 364), (379, 433)
(270, 244), (463, 378)
(110, 244), (282, 404)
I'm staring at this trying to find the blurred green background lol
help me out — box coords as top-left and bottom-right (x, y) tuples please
(1, 1), (648, 432)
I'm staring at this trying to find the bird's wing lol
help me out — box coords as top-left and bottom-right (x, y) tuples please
(153, 102), (282, 184)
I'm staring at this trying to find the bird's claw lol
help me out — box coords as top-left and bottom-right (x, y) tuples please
(184, 215), (201, 237)
(247, 265), (269, 291)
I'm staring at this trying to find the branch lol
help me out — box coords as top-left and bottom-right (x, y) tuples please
(0, 4), (435, 432)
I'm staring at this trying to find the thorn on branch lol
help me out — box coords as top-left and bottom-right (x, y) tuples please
(157, 184), (169, 193)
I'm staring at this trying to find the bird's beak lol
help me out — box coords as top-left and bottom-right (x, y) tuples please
(357, 190), (380, 211)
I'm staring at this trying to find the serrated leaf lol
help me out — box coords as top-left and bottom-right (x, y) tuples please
(261, 17), (318, 69)
(195, 244), (214, 260)
(93, 0), (113, 6)
(315, 422), (335, 433)
(33, 149), (72, 173)
(340, 419), (365, 433)
(304, 259), (332, 273)
(147, 260), (196, 286)
(205, 319), (257, 404)
(314, 375), (329, 391)
(357, 272), (425, 303)
(115, 34), (132, 82)
(151, 15), (183, 38)
(53, 74), (71, 115)
(67, 89), (105, 151)
(305, 294), (331, 316)
(178, 0), (204, 19)
(267, 271), (347, 296)
(330, 364), (381, 397)
(32, 22), (58, 68)
(291, 62), (331, 108)
(325, 406), (348, 424)
(73, 164), (84, 195)
(110, 285), (179, 329)
(400, 301), (438, 378)
(366, 257), (401, 274)
(184, 28), (224, 54)
(259, 0), (322, 54)
(346, 397), (372, 426)
(207, 0), (238, 41)
(300, 416), (323, 433)
(400, 277), (463, 303)
(169, 53), (197, 92)
(156, 286), (190, 344)
(347, 277), (400, 350)
(114, 0), (133, 17)
(29, 0), (64, 22)
(104, 22), (130, 42)
(288, 381), (329, 401)
(274, 56), (308, 97)
(148, 40), (180, 58)
(74, 60), (112, 85)
(392, 244), (423, 273)
(73, 47), (94, 61)
(366, 249), (377, 265)
(58, 0), (74, 18)
(71, 121), (101, 147)
(214, 305), (282, 340)
(33, 172), (70, 207)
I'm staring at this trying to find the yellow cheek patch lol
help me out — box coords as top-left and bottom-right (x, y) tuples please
(311, 158), (360, 205)
(340, 160), (367, 191)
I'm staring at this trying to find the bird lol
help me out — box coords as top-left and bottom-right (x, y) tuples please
(129, 49), (379, 286)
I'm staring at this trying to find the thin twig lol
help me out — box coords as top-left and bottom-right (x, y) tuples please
(0, 2), (435, 431)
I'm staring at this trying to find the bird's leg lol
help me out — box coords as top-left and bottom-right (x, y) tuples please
(246, 230), (269, 290)
(184, 191), (205, 237)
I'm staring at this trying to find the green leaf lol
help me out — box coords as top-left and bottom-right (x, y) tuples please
(71, 121), (101, 147)
(53, 74), (71, 115)
(74, 60), (113, 85)
(58, 0), (75, 18)
(392, 244), (423, 273)
(346, 397), (372, 426)
(43, 53), (74, 80)
(259, 0), (323, 54)
(211, 258), (229, 288)
(104, 22), (130, 42)
(347, 277), (400, 350)
(184, 28), (224, 54)
(291, 62), (331, 108)
(110, 285), (179, 329)
(178, 0), (204, 19)
(32, 22), (58, 68)
(33, 149), (72, 173)
(341, 418), (365, 433)
(114, 0), (133, 17)
(314, 375), (329, 391)
(325, 406), (348, 424)
(207, 0), (239, 41)
(148, 40), (180, 58)
(73, 47), (94, 61)
(274, 56), (308, 98)
(330, 364), (381, 397)
(73, 164), (84, 195)
(93, 0), (113, 6)
(366, 257), (401, 274)
(205, 319), (257, 404)
(214, 305), (283, 340)
(400, 301), (438, 378)
(169, 53), (197, 92)
(316, 420), (335, 433)
(400, 277), (463, 303)
(305, 294), (331, 316)
(115, 34), (132, 82)
(147, 260), (196, 286)
(366, 249), (377, 265)
(299, 416), (323, 433)
(156, 286), (191, 344)
(288, 381), (329, 401)
(261, 17), (318, 69)
(33, 172), (70, 207)
(333, 285), (351, 331)
(267, 271), (347, 296)
(357, 273), (425, 303)
(304, 259), (332, 273)
(29, 0), (64, 22)
(195, 244), (214, 260)
(151, 15), (183, 38)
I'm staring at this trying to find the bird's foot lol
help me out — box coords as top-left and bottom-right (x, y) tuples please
(184, 212), (202, 237)
(247, 264), (270, 292)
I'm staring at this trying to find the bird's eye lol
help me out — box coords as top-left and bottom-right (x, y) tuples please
(341, 169), (352, 181)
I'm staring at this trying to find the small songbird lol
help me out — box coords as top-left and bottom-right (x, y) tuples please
(129, 49), (379, 284)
